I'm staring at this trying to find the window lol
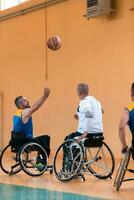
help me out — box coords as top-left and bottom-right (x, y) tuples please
(0, 0), (30, 10)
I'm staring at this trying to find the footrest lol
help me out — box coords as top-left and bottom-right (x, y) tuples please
(127, 169), (134, 173)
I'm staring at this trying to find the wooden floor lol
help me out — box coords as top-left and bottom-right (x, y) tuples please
(0, 158), (133, 200)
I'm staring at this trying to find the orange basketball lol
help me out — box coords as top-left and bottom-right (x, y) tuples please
(47, 36), (62, 51)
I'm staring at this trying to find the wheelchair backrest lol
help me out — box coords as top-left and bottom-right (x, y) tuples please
(9, 131), (26, 152)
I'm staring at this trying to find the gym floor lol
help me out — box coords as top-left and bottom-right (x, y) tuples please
(0, 159), (133, 200)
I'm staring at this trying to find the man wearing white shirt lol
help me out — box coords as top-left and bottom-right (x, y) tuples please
(65, 83), (104, 142)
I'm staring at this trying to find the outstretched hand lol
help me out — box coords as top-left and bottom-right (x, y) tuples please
(76, 132), (88, 143)
(44, 88), (50, 98)
(121, 146), (128, 154)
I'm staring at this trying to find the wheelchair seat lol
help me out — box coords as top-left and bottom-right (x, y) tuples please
(84, 133), (104, 147)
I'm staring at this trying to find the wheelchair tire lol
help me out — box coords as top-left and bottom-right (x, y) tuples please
(86, 141), (115, 179)
(53, 139), (84, 181)
(115, 148), (131, 191)
(0, 144), (22, 175)
(19, 142), (48, 176)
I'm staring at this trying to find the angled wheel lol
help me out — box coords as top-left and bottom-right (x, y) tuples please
(113, 156), (124, 187)
(114, 148), (131, 191)
(0, 144), (22, 175)
(19, 142), (48, 176)
(85, 142), (115, 179)
(53, 139), (84, 181)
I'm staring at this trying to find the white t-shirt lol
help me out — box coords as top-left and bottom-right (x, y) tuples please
(77, 96), (103, 134)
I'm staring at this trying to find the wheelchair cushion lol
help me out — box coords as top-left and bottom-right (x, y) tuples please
(84, 133), (104, 147)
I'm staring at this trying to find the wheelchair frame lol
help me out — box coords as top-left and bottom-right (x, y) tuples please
(0, 142), (53, 176)
(114, 146), (134, 191)
(53, 138), (115, 181)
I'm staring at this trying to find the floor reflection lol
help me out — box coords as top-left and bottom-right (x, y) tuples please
(0, 183), (105, 200)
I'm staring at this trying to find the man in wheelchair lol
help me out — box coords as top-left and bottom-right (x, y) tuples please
(10, 88), (51, 163)
(119, 82), (134, 158)
(53, 84), (114, 181)
(63, 83), (104, 172)
(113, 83), (134, 190)
(65, 83), (104, 145)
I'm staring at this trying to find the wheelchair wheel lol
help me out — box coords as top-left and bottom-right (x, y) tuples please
(114, 148), (131, 191)
(19, 142), (48, 176)
(0, 144), (22, 175)
(53, 139), (84, 181)
(86, 141), (115, 179)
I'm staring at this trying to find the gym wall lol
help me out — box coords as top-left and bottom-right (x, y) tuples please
(0, 0), (133, 157)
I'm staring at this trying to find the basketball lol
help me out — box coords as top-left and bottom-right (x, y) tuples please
(47, 36), (62, 51)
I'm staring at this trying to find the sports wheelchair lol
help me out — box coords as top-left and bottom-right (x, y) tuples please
(53, 134), (115, 181)
(114, 146), (134, 191)
(0, 132), (53, 176)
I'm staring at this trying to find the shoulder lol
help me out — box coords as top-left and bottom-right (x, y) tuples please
(79, 97), (90, 106)
(79, 96), (93, 110)
(22, 108), (31, 116)
(88, 96), (102, 107)
(14, 109), (23, 117)
(125, 102), (134, 112)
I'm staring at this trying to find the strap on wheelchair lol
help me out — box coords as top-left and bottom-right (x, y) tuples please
(87, 133), (104, 139)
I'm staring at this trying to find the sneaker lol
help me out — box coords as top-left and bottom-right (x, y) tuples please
(34, 163), (45, 172)
(36, 155), (47, 165)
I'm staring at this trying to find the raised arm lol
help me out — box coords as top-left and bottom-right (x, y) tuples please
(22, 88), (50, 123)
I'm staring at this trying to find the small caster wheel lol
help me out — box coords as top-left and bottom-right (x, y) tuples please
(82, 176), (85, 181)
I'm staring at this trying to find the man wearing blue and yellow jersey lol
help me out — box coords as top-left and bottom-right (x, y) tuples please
(119, 83), (134, 154)
(12, 88), (51, 156)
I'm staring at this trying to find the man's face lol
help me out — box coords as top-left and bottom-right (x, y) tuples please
(20, 97), (30, 108)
